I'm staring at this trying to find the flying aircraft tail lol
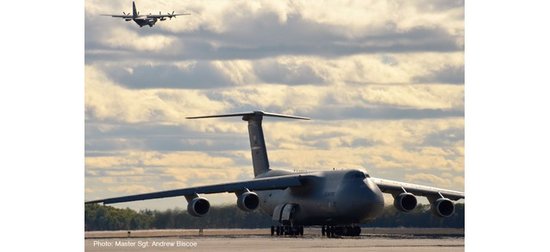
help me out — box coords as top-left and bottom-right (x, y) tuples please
(187, 111), (310, 177)
(132, 1), (138, 17)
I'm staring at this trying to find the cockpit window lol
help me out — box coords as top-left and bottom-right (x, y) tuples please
(346, 171), (367, 179)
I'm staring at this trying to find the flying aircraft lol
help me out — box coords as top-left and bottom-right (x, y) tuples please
(102, 1), (189, 27)
(86, 111), (464, 237)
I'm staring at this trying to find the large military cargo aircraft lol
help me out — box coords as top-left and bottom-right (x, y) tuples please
(102, 1), (189, 27)
(86, 111), (464, 237)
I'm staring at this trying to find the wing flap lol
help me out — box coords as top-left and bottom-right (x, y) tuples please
(371, 178), (464, 201)
(86, 174), (305, 205)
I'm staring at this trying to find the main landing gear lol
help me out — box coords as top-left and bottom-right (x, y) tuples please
(321, 225), (361, 237)
(271, 225), (304, 236)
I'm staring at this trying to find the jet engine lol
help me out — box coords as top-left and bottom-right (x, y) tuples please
(393, 192), (417, 212)
(431, 198), (455, 217)
(236, 191), (260, 211)
(187, 197), (210, 217)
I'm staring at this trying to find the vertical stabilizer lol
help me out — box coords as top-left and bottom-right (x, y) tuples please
(186, 111), (309, 177)
(132, 1), (138, 17)
(243, 113), (270, 177)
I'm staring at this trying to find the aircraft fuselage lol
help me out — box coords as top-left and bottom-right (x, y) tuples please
(256, 169), (385, 225)
(133, 17), (157, 27)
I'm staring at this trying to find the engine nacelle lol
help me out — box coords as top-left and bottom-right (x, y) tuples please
(393, 192), (418, 212)
(236, 191), (260, 211)
(187, 197), (210, 217)
(431, 198), (455, 217)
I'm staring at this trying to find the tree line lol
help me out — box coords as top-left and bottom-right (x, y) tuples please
(85, 203), (464, 231)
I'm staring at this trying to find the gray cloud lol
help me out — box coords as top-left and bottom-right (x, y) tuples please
(304, 106), (464, 121)
(102, 62), (233, 89)
(97, 58), (327, 90)
(254, 60), (326, 85)
(416, 0), (464, 12)
(421, 127), (464, 147)
(85, 121), (249, 153)
(414, 65), (464, 84)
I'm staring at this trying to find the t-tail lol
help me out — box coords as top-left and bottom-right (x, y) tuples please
(132, 1), (138, 17)
(187, 111), (310, 177)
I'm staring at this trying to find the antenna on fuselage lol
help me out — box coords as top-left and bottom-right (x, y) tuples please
(186, 111), (309, 177)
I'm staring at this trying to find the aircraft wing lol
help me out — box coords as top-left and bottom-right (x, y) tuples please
(146, 13), (190, 18)
(86, 174), (306, 205)
(102, 14), (133, 18)
(370, 178), (464, 201)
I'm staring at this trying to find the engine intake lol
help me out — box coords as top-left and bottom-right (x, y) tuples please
(187, 197), (210, 217)
(431, 198), (455, 217)
(236, 191), (260, 211)
(393, 192), (417, 212)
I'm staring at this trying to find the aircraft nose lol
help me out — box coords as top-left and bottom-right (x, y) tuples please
(362, 178), (385, 219)
(337, 178), (384, 221)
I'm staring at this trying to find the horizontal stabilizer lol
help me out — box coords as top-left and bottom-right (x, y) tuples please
(186, 111), (310, 120)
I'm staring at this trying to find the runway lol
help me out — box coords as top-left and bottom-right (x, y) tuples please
(85, 228), (464, 252)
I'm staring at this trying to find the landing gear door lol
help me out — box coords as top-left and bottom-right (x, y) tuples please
(281, 203), (298, 224)
(272, 203), (299, 224)
(272, 204), (285, 222)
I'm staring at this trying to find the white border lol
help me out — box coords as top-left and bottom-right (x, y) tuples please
(1, 0), (84, 251)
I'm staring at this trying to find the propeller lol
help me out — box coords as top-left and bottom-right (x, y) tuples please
(159, 11), (166, 21)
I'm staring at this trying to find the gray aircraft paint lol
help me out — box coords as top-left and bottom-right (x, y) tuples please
(256, 169), (385, 225)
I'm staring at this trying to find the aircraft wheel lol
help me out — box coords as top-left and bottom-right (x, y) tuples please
(333, 226), (340, 236)
(276, 226), (280, 236)
(321, 225), (325, 236)
(354, 226), (361, 236)
(271, 226), (274, 236)
(299, 226), (304, 236)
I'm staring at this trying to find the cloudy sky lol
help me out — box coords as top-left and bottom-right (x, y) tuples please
(85, 0), (464, 210)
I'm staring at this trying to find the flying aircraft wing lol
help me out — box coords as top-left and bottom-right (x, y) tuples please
(146, 13), (190, 18)
(102, 14), (133, 18)
(86, 174), (307, 205)
(370, 178), (464, 201)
